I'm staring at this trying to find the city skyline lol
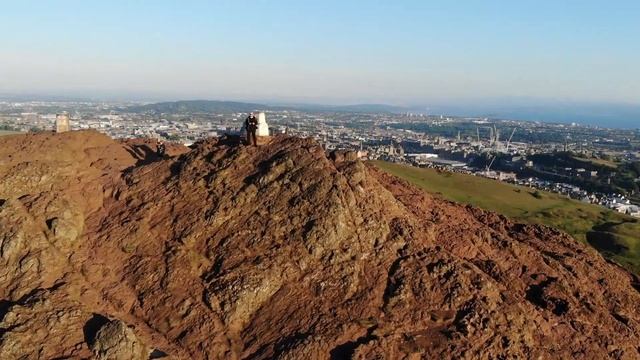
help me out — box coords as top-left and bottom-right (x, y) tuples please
(1, 1), (639, 108)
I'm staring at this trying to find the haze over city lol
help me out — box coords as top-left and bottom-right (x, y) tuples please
(2, 0), (639, 127)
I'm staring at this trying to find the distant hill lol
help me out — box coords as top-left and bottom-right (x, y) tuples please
(126, 100), (278, 113)
(126, 100), (406, 114)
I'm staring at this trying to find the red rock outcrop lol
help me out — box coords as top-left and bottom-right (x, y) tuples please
(0, 131), (638, 359)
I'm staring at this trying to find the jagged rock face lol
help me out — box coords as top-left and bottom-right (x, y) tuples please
(91, 320), (149, 360)
(0, 131), (639, 359)
(0, 288), (90, 359)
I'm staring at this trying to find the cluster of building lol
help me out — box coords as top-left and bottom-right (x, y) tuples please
(601, 196), (640, 217)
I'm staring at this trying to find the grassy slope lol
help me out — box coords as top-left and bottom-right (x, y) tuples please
(571, 155), (618, 169)
(373, 161), (640, 274)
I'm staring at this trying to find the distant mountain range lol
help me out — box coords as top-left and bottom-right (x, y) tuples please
(125, 100), (406, 114)
(125, 100), (279, 113)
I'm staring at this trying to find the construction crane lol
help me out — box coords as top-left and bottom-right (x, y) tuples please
(487, 127), (517, 171)
(505, 128), (516, 152)
(486, 154), (497, 171)
(489, 126), (494, 146)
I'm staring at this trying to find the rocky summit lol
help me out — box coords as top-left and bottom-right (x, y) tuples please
(0, 130), (639, 359)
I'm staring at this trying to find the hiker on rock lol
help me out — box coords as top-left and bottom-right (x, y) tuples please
(245, 113), (258, 146)
(156, 140), (166, 157)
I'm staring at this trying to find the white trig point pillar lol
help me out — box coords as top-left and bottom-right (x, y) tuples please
(257, 112), (269, 136)
(56, 112), (70, 133)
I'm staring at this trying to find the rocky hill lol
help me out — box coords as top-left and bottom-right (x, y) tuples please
(0, 131), (639, 359)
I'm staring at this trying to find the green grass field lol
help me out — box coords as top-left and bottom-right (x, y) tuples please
(373, 161), (640, 274)
(571, 155), (618, 169)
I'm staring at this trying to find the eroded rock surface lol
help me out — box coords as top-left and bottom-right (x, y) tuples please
(91, 320), (149, 360)
(0, 131), (639, 359)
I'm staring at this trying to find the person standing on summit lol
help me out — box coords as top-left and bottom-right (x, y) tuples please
(245, 112), (258, 146)
(156, 139), (166, 157)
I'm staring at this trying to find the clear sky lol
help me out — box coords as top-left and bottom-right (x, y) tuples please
(1, 0), (639, 105)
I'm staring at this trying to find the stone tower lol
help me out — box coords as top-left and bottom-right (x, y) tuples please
(56, 112), (70, 133)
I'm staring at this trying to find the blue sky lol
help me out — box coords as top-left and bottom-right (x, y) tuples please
(1, 0), (639, 105)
